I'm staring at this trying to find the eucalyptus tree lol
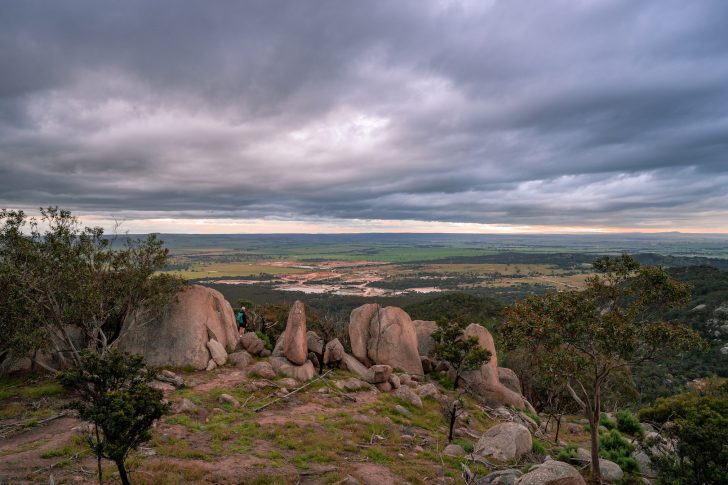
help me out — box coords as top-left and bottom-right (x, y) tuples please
(0, 207), (182, 371)
(501, 255), (703, 482)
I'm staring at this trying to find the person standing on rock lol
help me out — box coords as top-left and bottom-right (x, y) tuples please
(236, 306), (247, 335)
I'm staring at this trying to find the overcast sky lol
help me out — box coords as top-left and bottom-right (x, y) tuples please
(1, 0), (727, 233)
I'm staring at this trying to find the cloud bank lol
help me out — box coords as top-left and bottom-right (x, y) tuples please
(1, 0), (727, 232)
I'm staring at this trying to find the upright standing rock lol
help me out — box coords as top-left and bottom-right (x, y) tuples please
(349, 303), (379, 367)
(460, 324), (534, 412)
(283, 301), (308, 365)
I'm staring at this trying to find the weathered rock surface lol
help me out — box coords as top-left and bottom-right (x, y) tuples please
(349, 303), (379, 367)
(205, 359), (217, 371)
(481, 469), (522, 484)
(335, 378), (367, 392)
(460, 324), (534, 412)
(207, 339), (228, 366)
(240, 332), (266, 355)
(413, 319), (438, 358)
(341, 352), (370, 380)
(348, 304), (424, 375)
(443, 444), (465, 457)
(516, 460), (585, 485)
(283, 301), (308, 365)
(497, 368), (522, 394)
(474, 422), (532, 462)
(416, 383), (441, 400)
(271, 356), (316, 381)
(249, 361), (275, 379)
(394, 386), (423, 408)
(575, 448), (623, 481)
(307, 331), (324, 355)
(173, 398), (198, 414)
(365, 364), (393, 384)
(218, 393), (240, 407)
(116, 285), (238, 370)
(227, 351), (252, 368)
(323, 338), (345, 364)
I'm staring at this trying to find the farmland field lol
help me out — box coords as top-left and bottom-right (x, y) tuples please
(147, 233), (728, 310)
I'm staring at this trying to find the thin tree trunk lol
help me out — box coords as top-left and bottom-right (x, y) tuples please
(554, 415), (562, 443)
(589, 386), (602, 483)
(95, 425), (103, 485)
(115, 459), (130, 485)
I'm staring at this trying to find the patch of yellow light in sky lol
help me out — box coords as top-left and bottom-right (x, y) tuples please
(67, 215), (728, 234)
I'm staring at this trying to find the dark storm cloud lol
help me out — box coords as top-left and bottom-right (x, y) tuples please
(1, 0), (728, 229)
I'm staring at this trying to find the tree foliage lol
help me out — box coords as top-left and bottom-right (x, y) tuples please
(57, 350), (169, 485)
(432, 321), (491, 389)
(501, 255), (703, 482)
(0, 208), (182, 370)
(638, 378), (728, 484)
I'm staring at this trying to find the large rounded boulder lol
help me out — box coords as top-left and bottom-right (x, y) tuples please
(413, 320), (438, 358)
(348, 304), (424, 375)
(115, 285), (238, 370)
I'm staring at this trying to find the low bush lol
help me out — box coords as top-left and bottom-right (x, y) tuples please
(615, 410), (644, 437)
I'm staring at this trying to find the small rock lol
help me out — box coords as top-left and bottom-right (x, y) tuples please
(416, 383), (440, 399)
(335, 378), (367, 392)
(228, 351), (252, 368)
(241, 332), (266, 355)
(157, 369), (185, 388)
(443, 444), (465, 457)
(394, 386), (423, 408)
(401, 434), (414, 442)
(394, 404), (412, 418)
(389, 374), (401, 389)
(338, 475), (361, 485)
(218, 394), (240, 407)
(173, 398), (198, 414)
(353, 414), (373, 424)
(249, 361), (276, 379)
(278, 378), (298, 389)
(399, 374), (412, 386)
(376, 382), (393, 392)
(365, 364), (393, 384)
(211, 407), (225, 414)
(323, 338), (345, 364)
(481, 469), (522, 484)
(260, 349), (271, 357)
(150, 381), (175, 392)
(414, 445), (424, 453)
(307, 330), (324, 355)
(205, 359), (217, 371)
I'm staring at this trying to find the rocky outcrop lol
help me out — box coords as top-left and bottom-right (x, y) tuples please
(460, 324), (534, 412)
(497, 368), (522, 394)
(413, 320), (438, 358)
(115, 285), (238, 370)
(348, 304), (423, 375)
(516, 460), (585, 485)
(474, 422), (532, 462)
(283, 301), (308, 365)
(576, 448), (623, 481)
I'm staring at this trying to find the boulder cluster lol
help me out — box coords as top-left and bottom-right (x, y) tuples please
(115, 284), (534, 410)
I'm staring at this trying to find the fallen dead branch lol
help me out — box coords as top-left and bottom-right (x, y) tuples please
(253, 370), (333, 412)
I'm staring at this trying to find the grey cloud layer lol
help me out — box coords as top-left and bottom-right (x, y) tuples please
(1, 0), (727, 228)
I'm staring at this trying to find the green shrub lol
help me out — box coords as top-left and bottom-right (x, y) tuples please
(523, 409), (541, 426)
(599, 413), (617, 430)
(255, 331), (273, 351)
(616, 410), (644, 437)
(532, 439), (547, 455)
(556, 443), (579, 464)
(599, 429), (638, 473)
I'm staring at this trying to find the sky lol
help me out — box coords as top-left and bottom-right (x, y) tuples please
(1, 0), (727, 234)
